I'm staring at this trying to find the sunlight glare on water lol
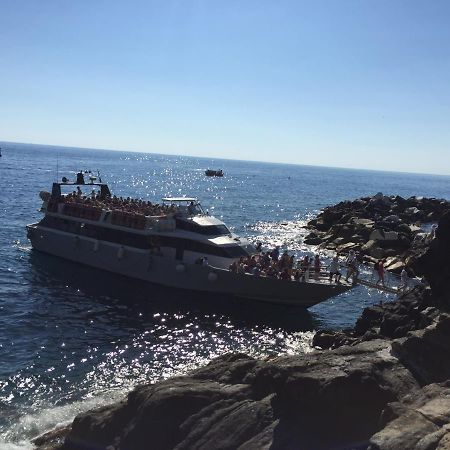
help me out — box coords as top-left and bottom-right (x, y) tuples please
(1, 143), (449, 445)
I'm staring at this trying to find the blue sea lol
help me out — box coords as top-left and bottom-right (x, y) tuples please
(1, 142), (449, 448)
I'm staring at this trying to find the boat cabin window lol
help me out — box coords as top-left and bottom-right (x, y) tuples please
(221, 245), (251, 257)
(175, 219), (230, 236)
(39, 216), (251, 257)
(202, 224), (231, 236)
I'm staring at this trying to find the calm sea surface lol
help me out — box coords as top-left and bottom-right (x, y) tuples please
(1, 142), (449, 447)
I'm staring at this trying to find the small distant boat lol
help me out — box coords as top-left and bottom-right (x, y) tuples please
(205, 169), (223, 177)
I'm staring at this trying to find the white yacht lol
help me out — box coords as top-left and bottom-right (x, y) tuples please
(26, 173), (351, 307)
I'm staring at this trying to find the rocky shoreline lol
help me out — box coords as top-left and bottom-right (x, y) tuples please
(34, 201), (450, 450)
(306, 193), (450, 273)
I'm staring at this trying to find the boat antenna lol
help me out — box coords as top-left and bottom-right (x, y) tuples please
(56, 153), (59, 182)
(97, 169), (102, 183)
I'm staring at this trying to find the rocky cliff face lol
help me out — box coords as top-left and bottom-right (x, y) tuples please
(313, 207), (450, 350)
(34, 205), (450, 450)
(410, 210), (450, 308)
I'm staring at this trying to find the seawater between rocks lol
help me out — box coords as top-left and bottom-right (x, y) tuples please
(1, 142), (449, 448)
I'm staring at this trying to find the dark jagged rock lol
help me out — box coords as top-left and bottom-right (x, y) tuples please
(369, 381), (450, 449)
(392, 314), (450, 385)
(410, 210), (450, 307)
(32, 426), (70, 450)
(369, 384), (450, 450)
(313, 207), (450, 352)
(306, 194), (450, 267)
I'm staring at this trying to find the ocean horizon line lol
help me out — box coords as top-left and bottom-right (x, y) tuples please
(2, 139), (449, 179)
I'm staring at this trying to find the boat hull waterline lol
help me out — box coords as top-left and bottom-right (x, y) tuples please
(27, 225), (350, 307)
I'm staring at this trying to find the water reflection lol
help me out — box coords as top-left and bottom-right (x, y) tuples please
(28, 251), (317, 331)
(0, 251), (317, 434)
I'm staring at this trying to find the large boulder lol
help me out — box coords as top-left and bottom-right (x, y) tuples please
(391, 314), (450, 385)
(361, 239), (378, 254)
(303, 232), (323, 245)
(370, 230), (399, 242)
(45, 342), (421, 450)
(369, 382), (450, 450)
(410, 211), (450, 304)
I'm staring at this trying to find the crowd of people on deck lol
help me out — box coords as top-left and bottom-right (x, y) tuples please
(229, 244), (424, 293)
(60, 190), (178, 217)
(228, 246), (325, 282)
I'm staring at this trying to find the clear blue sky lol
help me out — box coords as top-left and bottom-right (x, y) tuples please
(1, 1), (449, 174)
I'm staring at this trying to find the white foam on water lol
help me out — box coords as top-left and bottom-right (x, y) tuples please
(0, 442), (34, 450)
(285, 331), (315, 355)
(0, 389), (125, 448)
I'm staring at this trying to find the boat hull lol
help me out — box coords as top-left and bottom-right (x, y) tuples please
(27, 225), (351, 307)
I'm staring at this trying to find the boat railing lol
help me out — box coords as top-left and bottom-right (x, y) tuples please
(207, 259), (423, 295)
(62, 203), (103, 221)
(45, 198), (179, 232)
(205, 262), (350, 285)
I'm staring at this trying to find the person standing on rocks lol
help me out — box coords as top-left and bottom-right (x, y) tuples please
(399, 268), (409, 293)
(375, 259), (385, 286)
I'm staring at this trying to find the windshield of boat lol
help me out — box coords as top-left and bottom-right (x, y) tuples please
(175, 219), (230, 236)
(165, 200), (205, 216)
